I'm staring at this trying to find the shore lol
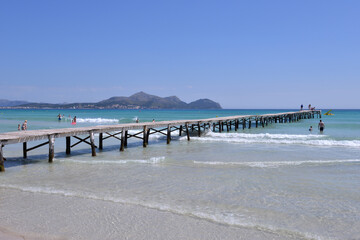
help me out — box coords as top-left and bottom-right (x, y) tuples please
(0, 188), (307, 240)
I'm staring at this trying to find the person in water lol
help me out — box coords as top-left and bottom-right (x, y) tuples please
(72, 116), (77, 124)
(309, 126), (313, 131)
(21, 120), (27, 130)
(57, 114), (62, 120)
(318, 120), (325, 133)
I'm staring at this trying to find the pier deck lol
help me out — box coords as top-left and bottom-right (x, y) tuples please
(0, 110), (321, 171)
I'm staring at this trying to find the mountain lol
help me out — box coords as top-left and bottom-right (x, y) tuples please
(0, 99), (29, 107)
(188, 99), (222, 109)
(7, 92), (222, 109)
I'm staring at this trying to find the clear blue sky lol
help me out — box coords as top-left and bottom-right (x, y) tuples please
(1, 0), (359, 108)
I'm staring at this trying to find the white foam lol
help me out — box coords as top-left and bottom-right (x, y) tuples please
(206, 132), (326, 139)
(194, 159), (360, 168)
(59, 156), (165, 165)
(188, 132), (360, 148)
(76, 118), (119, 123)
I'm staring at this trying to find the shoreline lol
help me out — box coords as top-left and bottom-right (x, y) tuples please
(0, 188), (307, 240)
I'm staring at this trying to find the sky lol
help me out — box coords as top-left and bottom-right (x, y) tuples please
(1, 0), (359, 109)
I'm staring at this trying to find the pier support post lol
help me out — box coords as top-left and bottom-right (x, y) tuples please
(120, 130), (125, 151)
(23, 142), (27, 159)
(90, 131), (96, 157)
(256, 119), (258, 128)
(124, 131), (128, 147)
(143, 126), (148, 147)
(99, 133), (103, 150)
(242, 119), (246, 129)
(219, 122), (222, 133)
(179, 125), (183, 136)
(198, 123), (201, 137)
(48, 135), (55, 163)
(248, 119), (251, 129)
(167, 125), (171, 144)
(0, 144), (4, 172)
(213, 123), (216, 132)
(185, 124), (190, 141)
(235, 120), (238, 131)
(226, 122), (229, 132)
(146, 129), (150, 145)
(66, 136), (71, 155)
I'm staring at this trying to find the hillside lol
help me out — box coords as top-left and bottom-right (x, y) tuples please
(4, 92), (222, 109)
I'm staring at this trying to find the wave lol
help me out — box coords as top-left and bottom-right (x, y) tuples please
(58, 156), (165, 165)
(187, 132), (360, 148)
(194, 159), (360, 168)
(0, 184), (322, 240)
(206, 132), (326, 139)
(76, 118), (119, 123)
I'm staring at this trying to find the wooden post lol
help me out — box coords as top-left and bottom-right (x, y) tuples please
(219, 122), (222, 133)
(185, 124), (190, 141)
(146, 129), (150, 145)
(198, 123), (201, 137)
(90, 131), (96, 156)
(48, 135), (55, 163)
(179, 125), (183, 136)
(248, 119), (251, 129)
(167, 125), (171, 144)
(256, 119), (258, 128)
(143, 126), (148, 147)
(226, 122), (229, 132)
(23, 142), (27, 159)
(242, 119), (246, 129)
(262, 118), (265, 128)
(120, 130), (125, 151)
(213, 123), (216, 132)
(234, 120), (238, 131)
(66, 136), (71, 155)
(99, 133), (103, 150)
(124, 130), (128, 147)
(0, 144), (4, 172)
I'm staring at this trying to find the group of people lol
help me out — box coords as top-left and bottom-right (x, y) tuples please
(17, 120), (27, 131)
(300, 104), (316, 111)
(57, 113), (76, 124)
(309, 120), (325, 133)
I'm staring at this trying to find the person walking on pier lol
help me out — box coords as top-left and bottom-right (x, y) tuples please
(318, 120), (325, 133)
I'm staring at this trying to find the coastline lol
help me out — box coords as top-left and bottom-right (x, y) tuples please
(0, 189), (306, 240)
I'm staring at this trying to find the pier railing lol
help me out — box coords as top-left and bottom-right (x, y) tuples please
(0, 110), (321, 171)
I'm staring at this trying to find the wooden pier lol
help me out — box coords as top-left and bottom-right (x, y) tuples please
(0, 110), (321, 171)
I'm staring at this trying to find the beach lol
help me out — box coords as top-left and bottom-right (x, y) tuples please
(0, 109), (360, 240)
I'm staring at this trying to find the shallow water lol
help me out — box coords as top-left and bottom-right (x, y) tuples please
(0, 109), (359, 239)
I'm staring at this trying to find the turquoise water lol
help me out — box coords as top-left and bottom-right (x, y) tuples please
(0, 109), (360, 240)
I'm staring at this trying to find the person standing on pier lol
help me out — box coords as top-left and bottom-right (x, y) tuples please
(301, 104), (303, 110)
(318, 120), (325, 133)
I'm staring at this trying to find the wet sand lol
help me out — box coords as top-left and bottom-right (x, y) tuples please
(0, 189), (305, 240)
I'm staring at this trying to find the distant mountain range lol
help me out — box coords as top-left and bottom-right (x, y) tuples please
(0, 92), (222, 109)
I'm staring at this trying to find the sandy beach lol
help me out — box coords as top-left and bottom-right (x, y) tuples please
(0, 188), (306, 240)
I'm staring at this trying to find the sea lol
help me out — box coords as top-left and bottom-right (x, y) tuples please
(0, 109), (359, 240)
